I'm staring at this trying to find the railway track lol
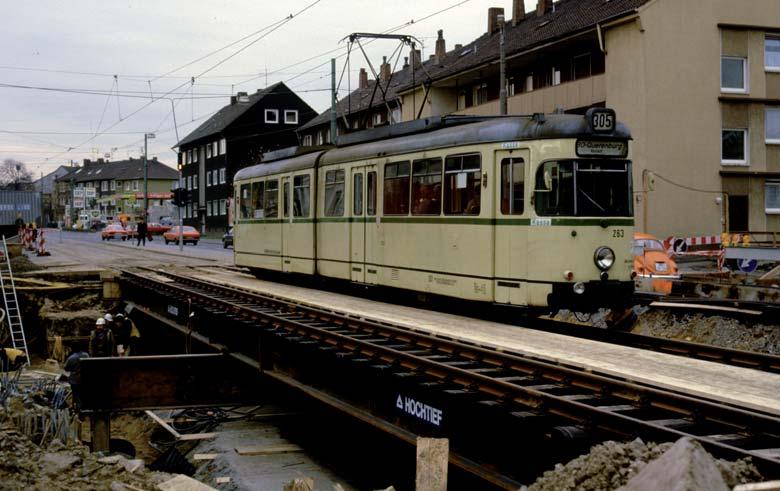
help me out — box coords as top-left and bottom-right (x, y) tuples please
(122, 267), (780, 480)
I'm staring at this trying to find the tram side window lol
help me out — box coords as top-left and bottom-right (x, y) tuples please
(353, 173), (363, 216)
(240, 183), (252, 219)
(324, 169), (345, 216)
(500, 158), (525, 215)
(412, 158), (442, 215)
(252, 181), (264, 218)
(293, 175), (310, 217)
(283, 181), (290, 218)
(383, 161), (410, 215)
(367, 171), (377, 216)
(264, 180), (279, 218)
(444, 154), (481, 215)
(534, 161), (574, 216)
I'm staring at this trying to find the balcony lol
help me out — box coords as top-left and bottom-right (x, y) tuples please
(454, 74), (606, 116)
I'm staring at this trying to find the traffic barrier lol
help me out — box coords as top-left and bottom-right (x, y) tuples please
(36, 229), (49, 256)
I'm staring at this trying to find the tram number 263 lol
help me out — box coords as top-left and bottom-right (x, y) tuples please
(612, 229), (625, 238)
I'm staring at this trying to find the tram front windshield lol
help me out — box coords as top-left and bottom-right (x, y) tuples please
(534, 160), (632, 217)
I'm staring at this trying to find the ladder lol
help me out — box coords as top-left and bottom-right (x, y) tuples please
(0, 236), (28, 364)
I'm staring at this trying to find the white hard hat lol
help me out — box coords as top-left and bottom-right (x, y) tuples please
(115, 313), (125, 319)
(104, 313), (113, 322)
(96, 318), (106, 325)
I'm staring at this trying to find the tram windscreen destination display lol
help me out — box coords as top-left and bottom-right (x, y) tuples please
(576, 140), (628, 157)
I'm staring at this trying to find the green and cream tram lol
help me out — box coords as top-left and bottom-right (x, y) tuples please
(233, 108), (634, 313)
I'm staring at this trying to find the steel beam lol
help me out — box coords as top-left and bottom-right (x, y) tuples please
(80, 354), (258, 412)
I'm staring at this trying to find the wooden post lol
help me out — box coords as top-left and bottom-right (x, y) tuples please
(416, 437), (448, 491)
(91, 412), (111, 453)
(100, 271), (121, 300)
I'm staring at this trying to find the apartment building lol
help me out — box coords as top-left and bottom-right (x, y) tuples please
(388, 0), (780, 238)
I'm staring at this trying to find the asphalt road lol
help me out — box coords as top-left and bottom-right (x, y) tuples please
(56, 229), (229, 252)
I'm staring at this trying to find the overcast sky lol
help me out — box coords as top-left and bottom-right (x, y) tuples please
(0, 0), (526, 177)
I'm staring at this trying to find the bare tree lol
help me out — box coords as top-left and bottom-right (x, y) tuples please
(0, 159), (33, 190)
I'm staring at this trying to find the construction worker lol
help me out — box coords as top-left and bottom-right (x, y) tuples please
(115, 313), (140, 356)
(14, 214), (24, 236)
(0, 344), (27, 371)
(104, 313), (115, 334)
(63, 344), (89, 411)
(89, 318), (115, 357)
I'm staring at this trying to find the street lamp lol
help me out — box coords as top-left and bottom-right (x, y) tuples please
(144, 133), (155, 219)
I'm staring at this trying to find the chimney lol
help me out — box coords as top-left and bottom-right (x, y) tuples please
(410, 48), (421, 67)
(97, 158), (105, 165)
(230, 95), (237, 105)
(83, 159), (91, 166)
(435, 30), (446, 62)
(236, 91), (250, 103)
(152, 156), (158, 162)
(487, 7), (504, 35)
(403, 56), (409, 68)
(455, 43), (463, 51)
(536, 0), (552, 17)
(513, 0), (526, 25)
(429, 54), (435, 61)
(359, 68), (369, 89)
(379, 56), (391, 82)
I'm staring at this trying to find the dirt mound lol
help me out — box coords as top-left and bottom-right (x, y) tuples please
(528, 438), (761, 491)
(9, 255), (43, 273)
(633, 311), (780, 355)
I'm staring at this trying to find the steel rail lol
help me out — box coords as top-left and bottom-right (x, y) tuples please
(121, 268), (780, 473)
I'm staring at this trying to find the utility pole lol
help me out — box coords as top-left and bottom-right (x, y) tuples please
(330, 58), (337, 145)
(144, 133), (155, 219)
(498, 14), (507, 116)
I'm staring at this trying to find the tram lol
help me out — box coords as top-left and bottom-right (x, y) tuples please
(233, 109), (634, 313)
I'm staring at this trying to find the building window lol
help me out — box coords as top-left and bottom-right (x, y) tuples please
(372, 113), (383, 126)
(391, 107), (401, 124)
(551, 67), (562, 86)
(572, 53), (591, 80)
(326, 129), (331, 144)
(284, 110), (298, 124)
(525, 75), (534, 92)
(219, 168), (225, 184)
(220, 138), (226, 155)
(220, 199), (226, 215)
(501, 158), (525, 215)
(193, 148), (198, 163)
(324, 170), (345, 216)
(213, 141), (218, 157)
(193, 173), (198, 189)
(132, 181), (138, 191)
(766, 182), (780, 214)
(444, 153), (481, 215)
(293, 175), (310, 217)
(411, 158), (442, 215)
(766, 37), (780, 71)
(207, 201), (212, 217)
(474, 83), (488, 105)
(206, 144), (212, 159)
(186, 150), (191, 164)
(101, 181), (108, 191)
(506, 77), (515, 97)
(206, 170), (212, 187)
(316, 132), (324, 146)
(721, 56), (747, 93)
(722, 129), (748, 165)
(383, 161), (410, 215)
(124, 182), (130, 191)
(265, 109), (279, 123)
(766, 108), (780, 144)
(303, 135), (312, 146)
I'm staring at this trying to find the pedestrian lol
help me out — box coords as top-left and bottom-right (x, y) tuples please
(88, 317), (115, 357)
(63, 344), (89, 411)
(14, 214), (24, 236)
(136, 219), (148, 247)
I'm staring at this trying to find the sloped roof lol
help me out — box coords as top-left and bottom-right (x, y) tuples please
(59, 158), (178, 183)
(176, 81), (294, 147)
(396, 0), (648, 91)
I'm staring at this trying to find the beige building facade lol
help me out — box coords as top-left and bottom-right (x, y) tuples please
(394, 0), (780, 239)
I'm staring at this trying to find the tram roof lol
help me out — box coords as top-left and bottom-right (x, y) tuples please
(234, 113), (630, 181)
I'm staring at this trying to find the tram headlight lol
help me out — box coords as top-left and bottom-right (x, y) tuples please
(594, 246), (615, 271)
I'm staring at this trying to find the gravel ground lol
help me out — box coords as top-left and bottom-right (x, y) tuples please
(632, 310), (780, 355)
(528, 438), (760, 491)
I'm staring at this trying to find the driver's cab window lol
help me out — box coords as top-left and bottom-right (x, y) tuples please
(534, 161), (573, 216)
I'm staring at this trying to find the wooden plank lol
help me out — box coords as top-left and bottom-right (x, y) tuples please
(178, 432), (217, 441)
(235, 443), (303, 456)
(145, 410), (181, 439)
(416, 437), (449, 491)
(157, 474), (217, 491)
(650, 301), (762, 316)
(734, 481), (780, 491)
(215, 477), (231, 484)
(193, 453), (218, 461)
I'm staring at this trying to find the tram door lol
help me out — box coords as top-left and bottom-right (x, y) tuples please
(494, 150), (529, 305)
(349, 165), (378, 284)
(281, 176), (292, 273)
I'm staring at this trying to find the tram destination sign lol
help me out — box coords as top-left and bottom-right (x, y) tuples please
(576, 139), (628, 158)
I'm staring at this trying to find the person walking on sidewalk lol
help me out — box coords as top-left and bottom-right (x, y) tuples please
(136, 219), (148, 247)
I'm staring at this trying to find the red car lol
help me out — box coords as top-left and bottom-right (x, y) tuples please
(100, 224), (128, 241)
(163, 226), (200, 245)
(146, 222), (172, 235)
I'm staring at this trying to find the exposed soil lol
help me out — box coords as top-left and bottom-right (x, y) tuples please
(528, 438), (761, 491)
(9, 255), (43, 273)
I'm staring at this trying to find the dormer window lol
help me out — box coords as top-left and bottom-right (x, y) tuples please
(265, 109), (279, 123)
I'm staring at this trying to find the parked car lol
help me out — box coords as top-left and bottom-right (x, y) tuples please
(100, 224), (128, 241)
(633, 232), (678, 294)
(147, 222), (172, 235)
(163, 226), (201, 245)
(222, 227), (233, 249)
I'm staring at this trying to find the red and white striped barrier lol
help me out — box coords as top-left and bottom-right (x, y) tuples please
(664, 235), (721, 254)
(36, 229), (49, 256)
